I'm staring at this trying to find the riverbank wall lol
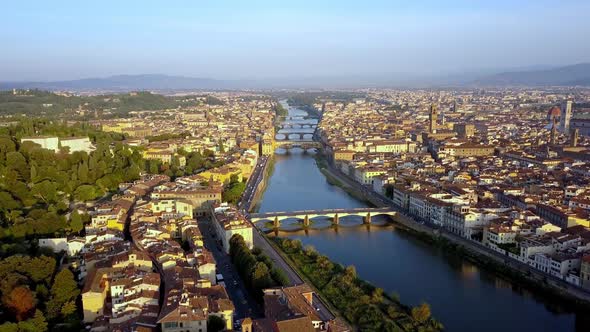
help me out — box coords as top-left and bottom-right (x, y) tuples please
(248, 157), (274, 213)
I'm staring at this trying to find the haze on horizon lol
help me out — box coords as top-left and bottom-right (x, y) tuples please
(1, 0), (589, 82)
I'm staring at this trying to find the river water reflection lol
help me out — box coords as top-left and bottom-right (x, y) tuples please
(255, 103), (587, 332)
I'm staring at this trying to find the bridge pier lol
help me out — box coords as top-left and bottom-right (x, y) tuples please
(303, 215), (310, 227)
(332, 214), (339, 225)
(273, 216), (279, 229)
(363, 212), (371, 224)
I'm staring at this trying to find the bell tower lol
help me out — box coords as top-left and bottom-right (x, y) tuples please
(429, 104), (438, 133)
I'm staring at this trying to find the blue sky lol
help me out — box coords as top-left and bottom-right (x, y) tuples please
(1, 0), (589, 81)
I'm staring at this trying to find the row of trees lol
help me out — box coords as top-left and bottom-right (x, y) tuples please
(276, 238), (443, 332)
(0, 255), (80, 331)
(272, 103), (288, 117)
(229, 235), (288, 300)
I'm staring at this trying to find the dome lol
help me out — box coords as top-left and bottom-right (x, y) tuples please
(547, 106), (561, 120)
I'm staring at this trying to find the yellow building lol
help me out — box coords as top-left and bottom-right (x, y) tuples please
(143, 150), (186, 166)
(199, 166), (243, 185)
(102, 122), (132, 133)
(260, 139), (275, 156)
(123, 126), (153, 138)
(82, 268), (113, 322)
(333, 149), (355, 161)
(106, 218), (124, 231)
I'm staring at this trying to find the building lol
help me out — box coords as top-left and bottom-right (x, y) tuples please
(260, 139), (275, 156)
(560, 100), (573, 134)
(211, 203), (253, 253)
(436, 142), (495, 158)
(429, 104), (439, 133)
(581, 256), (590, 289)
(152, 185), (222, 216)
(571, 118), (590, 136)
(263, 284), (323, 331)
(20, 136), (59, 152)
(453, 123), (475, 138)
(333, 149), (355, 162)
(158, 285), (235, 332)
(60, 137), (96, 153)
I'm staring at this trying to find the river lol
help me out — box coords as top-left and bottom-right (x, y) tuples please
(255, 101), (588, 332)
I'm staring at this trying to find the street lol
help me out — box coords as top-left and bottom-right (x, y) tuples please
(197, 218), (264, 321)
(238, 155), (268, 213)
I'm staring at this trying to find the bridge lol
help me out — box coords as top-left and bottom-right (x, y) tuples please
(275, 132), (315, 140)
(280, 123), (317, 129)
(249, 207), (397, 228)
(275, 141), (321, 151)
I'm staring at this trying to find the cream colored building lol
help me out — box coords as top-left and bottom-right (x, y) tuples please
(211, 203), (253, 253)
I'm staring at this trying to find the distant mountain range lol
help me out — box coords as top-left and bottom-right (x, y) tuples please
(1, 63), (589, 91)
(0, 74), (242, 91)
(473, 63), (590, 86)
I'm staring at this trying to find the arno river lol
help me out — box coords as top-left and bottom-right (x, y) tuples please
(254, 101), (588, 332)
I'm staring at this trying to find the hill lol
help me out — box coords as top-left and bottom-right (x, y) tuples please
(0, 74), (240, 91)
(474, 63), (590, 86)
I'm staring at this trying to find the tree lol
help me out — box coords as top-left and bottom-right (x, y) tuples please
(31, 181), (58, 204)
(371, 288), (384, 304)
(207, 315), (226, 332)
(17, 310), (48, 332)
(270, 268), (289, 286)
(0, 322), (18, 332)
(344, 265), (357, 279)
(222, 181), (246, 204)
(78, 163), (88, 183)
(3, 286), (35, 321)
(73, 184), (99, 201)
(251, 262), (272, 291)
(69, 210), (83, 233)
(411, 302), (431, 324)
(60, 300), (77, 318)
(148, 160), (160, 174)
(47, 269), (79, 320)
(304, 245), (317, 257)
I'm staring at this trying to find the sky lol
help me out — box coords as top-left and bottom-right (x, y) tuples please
(1, 0), (589, 81)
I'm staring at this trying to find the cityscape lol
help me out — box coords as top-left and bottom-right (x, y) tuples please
(1, 1), (590, 332)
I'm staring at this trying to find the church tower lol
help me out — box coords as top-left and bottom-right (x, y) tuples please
(561, 100), (573, 135)
(429, 104), (438, 133)
(550, 117), (558, 145)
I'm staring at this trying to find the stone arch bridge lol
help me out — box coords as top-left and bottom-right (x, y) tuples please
(275, 141), (321, 151)
(249, 207), (397, 228)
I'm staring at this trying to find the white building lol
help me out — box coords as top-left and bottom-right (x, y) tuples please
(60, 137), (96, 153)
(20, 136), (95, 154)
(21, 136), (59, 152)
